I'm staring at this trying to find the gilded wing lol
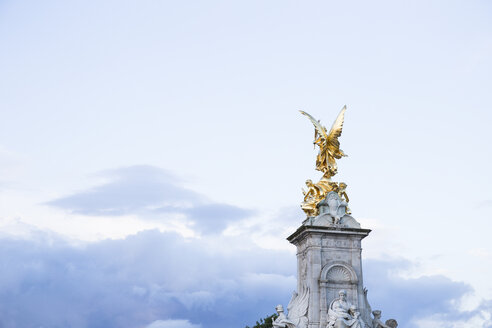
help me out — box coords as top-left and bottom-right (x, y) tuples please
(326, 106), (347, 158)
(299, 111), (328, 145)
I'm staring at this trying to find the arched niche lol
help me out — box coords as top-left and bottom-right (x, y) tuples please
(320, 261), (358, 284)
(318, 261), (359, 326)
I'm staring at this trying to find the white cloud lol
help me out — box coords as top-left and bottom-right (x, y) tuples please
(413, 311), (492, 328)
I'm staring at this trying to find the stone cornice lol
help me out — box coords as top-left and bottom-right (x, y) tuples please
(287, 225), (371, 245)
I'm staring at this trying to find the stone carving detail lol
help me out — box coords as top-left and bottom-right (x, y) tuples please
(300, 252), (307, 282)
(321, 262), (358, 285)
(319, 191), (348, 224)
(303, 192), (361, 229)
(326, 266), (351, 282)
(372, 310), (398, 328)
(273, 285), (310, 328)
(327, 290), (365, 328)
(361, 288), (373, 326)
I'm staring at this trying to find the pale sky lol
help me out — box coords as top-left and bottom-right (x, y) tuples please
(1, 1), (492, 327)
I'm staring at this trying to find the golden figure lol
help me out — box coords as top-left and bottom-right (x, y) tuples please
(299, 107), (350, 217)
(300, 106), (347, 178)
(337, 182), (351, 215)
(301, 180), (323, 217)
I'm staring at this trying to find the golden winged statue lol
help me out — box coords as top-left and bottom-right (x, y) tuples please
(300, 106), (350, 217)
(300, 106), (347, 178)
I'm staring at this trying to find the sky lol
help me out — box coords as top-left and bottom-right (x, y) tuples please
(0, 0), (492, 327)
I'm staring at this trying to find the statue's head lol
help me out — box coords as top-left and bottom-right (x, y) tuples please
(372, 310), (381, 318)
(338, 290), (347, 300)
(339, 182), (347, 190)
(275, 304), (284, 313)
(328, 192), (339, 202)
(305, 179), (313, 187)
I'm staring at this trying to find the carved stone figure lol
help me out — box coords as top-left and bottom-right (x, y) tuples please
(371, 310), (392, 328)
(327, 290), (365, 328)
(318, 192), (348, 224)
(273, 305), (295, 328)
(371, 310), (398, 328)
(305, 190), (361, 228)
(273, 285), (309, 328)
(301, 179), (341, 217)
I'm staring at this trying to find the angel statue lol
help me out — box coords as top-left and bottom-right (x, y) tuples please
(300, 106), (347, 179)
(299, 107), (349, 217)
(272, 285), (309, 328)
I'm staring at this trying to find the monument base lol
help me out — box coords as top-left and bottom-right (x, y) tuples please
(287, 225), (372, 328)
(272, 193), (398, 328)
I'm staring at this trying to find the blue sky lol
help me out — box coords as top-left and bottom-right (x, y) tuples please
(1, 1), (492, 327)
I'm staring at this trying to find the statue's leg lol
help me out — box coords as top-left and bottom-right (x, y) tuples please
(334, 321), (347, 328)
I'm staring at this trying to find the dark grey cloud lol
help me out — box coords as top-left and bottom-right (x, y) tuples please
(46, 165), (253, 234)
(363, 258), (473, 327)
(0, 230), (490, 328)
(0, 229), (295, 328)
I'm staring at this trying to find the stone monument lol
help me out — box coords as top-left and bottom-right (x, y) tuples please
(273, 107), (397, 328)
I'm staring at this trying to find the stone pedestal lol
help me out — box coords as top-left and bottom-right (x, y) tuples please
(287, 225), (371, 328)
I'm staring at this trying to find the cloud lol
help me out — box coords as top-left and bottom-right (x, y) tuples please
(157, 203), (254, 234)
(46, 166), (253, 234)
(411, 298), (492, 328)
(0, 229), (295, 328)
(0, 227), (491, 328)
(47, 166), (199, 215)
(363, 258), (482, 327)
